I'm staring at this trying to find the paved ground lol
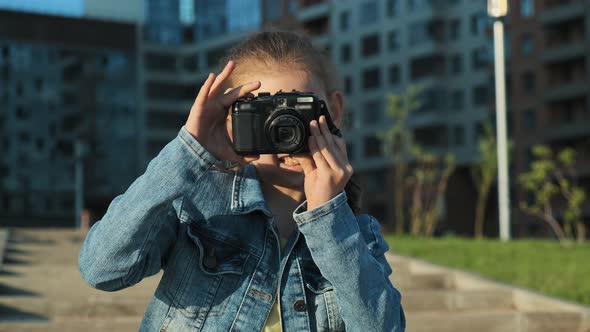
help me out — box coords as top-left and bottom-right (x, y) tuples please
(0, 228), (588, 332)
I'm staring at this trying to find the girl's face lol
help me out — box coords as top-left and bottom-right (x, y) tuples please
(240, 70), (342, 190)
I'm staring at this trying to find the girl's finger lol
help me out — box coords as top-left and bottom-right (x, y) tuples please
(318, 115), (335, 147)
(334, 136), (348, 159)
(194, 73), (215, 108)
(309, 136), (329, 170)
(209, 61), (235, 97)
(219, 81), (261, 107)
(292, 154), (316, 175)
(310, 120), (341, 170)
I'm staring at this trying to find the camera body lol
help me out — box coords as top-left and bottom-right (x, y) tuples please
(231, 90), (340, 155)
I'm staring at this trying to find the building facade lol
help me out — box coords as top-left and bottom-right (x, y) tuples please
(508, 0), (590, 236)
(0, 10), (140, 226)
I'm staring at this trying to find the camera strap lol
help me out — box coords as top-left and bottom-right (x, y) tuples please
(319, 101), (342, 138)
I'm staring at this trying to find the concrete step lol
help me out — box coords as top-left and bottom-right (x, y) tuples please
(391, 272), (455, 290)
(402, 288), (515, 312)
(0, 296), (150, 319)
(0, 316), (142, 332)
(0, 265), (161, 300)
(406, 309), (584, 332)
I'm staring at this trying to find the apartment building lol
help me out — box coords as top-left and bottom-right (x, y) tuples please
(508, 0), (590, 236)
(0, 10), (140, 226)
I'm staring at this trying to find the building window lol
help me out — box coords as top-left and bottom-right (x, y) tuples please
(471, 47), (489, 70)
(36, 138), (44, 151)
(346, 143), (355, 161)
(16, 106), (29, 120)
(340, 44), (352, 63)
(470, 13), (487, 36)
(344, 76), (353, 95)
(522, 71), (536, 94)
(16, 81), (24, 96)
(451, 54), (462, 74)
(407, 0), (435, 12)
(418, 89), (444, 112)
(206, 47), (226, 68)
(345, 111), (356, 129)
(520, 0), (534, 17)
(453, 126), (465, 146)
(523, 109), (537, 129)
(340, 11), (350, 31)
(387, 0), (398, 17)
(387, 30), (399, 51)
(451, 90), (464, 111)
(363, 136), (382, 158)
(473, 84), (490, 106)
(360, 0), (379, 25)
(363, 99), (383, 125)
(266, 0), (281, 21)
(34, 78), (43, 92)
(409, 20), (442, 45)
(362, 67), (381, 90)
(388, 64), (401, 85)
(366, 170), (386, 193)
(361, 34), (380, 57)
(2, 137), (10, 151)
(19, 131), (30, 143)
(449, 19), (461, 40)
(521, 34), (534, 56)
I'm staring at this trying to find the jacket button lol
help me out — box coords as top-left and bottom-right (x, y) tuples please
(203, 255), (217, 269)
(293, 300), (306, 312)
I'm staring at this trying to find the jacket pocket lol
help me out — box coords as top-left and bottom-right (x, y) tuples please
(187, 224), (249, 275)
(302, 261), (345, 332)
(177, 223), (251, 318)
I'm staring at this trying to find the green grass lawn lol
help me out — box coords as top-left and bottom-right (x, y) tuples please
(383, 235), (590, 306)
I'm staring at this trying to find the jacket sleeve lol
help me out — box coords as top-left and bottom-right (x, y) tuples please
(78, 126), (220, 291)
(293, 191), (406, 332)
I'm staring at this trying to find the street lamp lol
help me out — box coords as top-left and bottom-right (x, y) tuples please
(488, 0), (511, 241)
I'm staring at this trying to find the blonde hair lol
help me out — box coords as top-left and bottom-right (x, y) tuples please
(219, 28), (341, 96)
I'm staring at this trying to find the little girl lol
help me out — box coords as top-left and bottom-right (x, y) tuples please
(79, 29), (405, 332)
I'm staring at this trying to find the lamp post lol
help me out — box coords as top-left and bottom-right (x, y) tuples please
(488, 0), (511, 241)
(74, 139), (85, 229)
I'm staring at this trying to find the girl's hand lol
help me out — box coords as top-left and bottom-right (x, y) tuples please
(293, 115), (353, 211)
(184, 60), (261, 165)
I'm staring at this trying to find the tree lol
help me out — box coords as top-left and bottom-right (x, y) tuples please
(518, 145), (587, 244)
(380, 86), (422, 234)
(407, 148), (456, 237)
(471, 124), (497, 239)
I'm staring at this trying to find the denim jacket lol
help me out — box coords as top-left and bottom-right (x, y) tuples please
(78, 126), (405, 332)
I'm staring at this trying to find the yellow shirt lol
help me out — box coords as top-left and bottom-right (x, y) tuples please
(263, 238), (287, 332)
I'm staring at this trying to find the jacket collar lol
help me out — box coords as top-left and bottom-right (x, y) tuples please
(230, 164), (272, 218)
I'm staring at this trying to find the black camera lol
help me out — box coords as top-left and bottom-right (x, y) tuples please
(231, 90), (341, 155)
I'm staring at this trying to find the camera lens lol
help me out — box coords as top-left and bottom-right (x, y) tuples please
(277, 127), (296, 143)
(267, 114), (305, 153)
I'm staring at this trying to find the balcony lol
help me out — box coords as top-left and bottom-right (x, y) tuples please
(541, 43), (586, 63)
(544, 81), (588, 102)
(297, 0), (329, 22)
(539, 2), (585, 24)
(544, 121), (590, 141)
